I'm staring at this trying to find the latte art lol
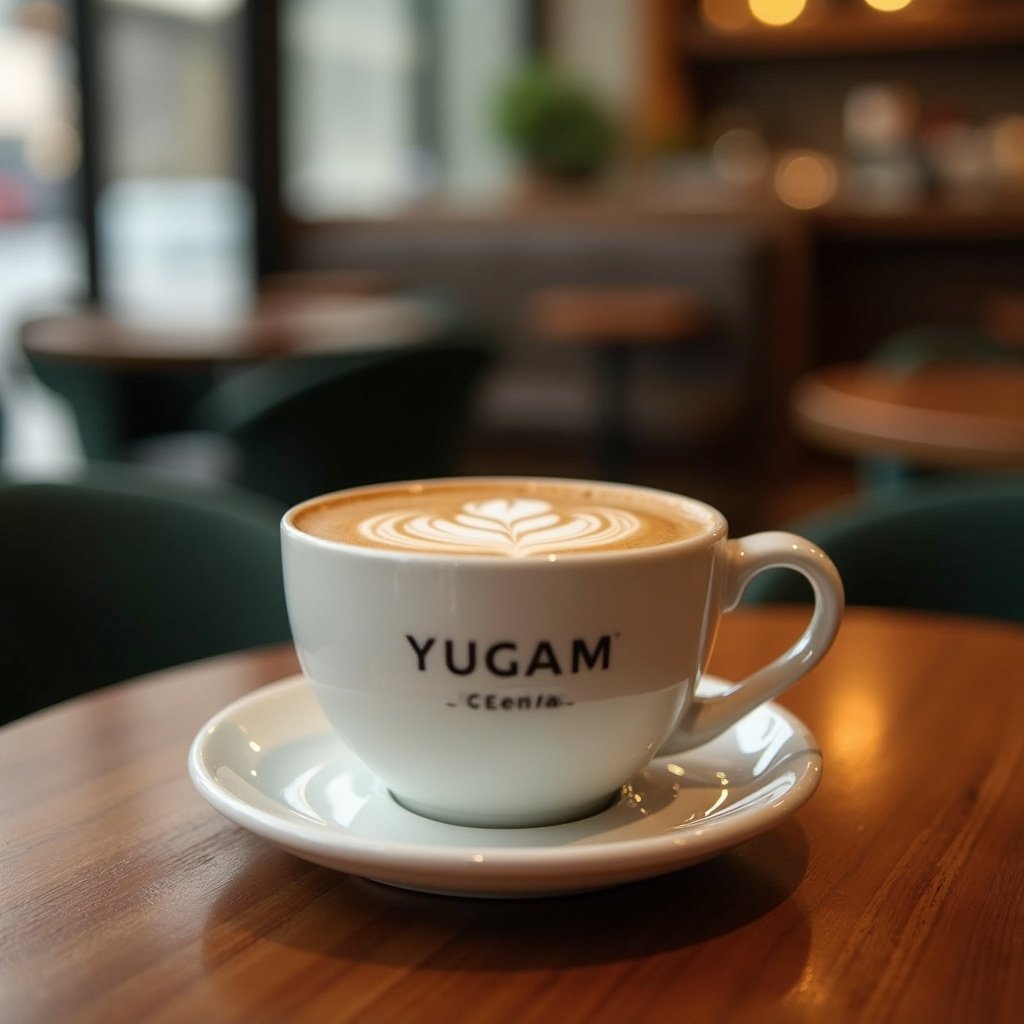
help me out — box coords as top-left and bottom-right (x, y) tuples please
(359, 497), (641, 557)
(291, 480), (712, 556)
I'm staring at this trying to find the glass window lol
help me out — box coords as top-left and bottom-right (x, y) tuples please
(282, 0), (531, 219)
(0, 0), (85, 468)
(92, 0), (254, 321)
(0, 0), (80, 226)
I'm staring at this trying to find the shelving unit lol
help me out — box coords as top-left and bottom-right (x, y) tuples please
(812, 203), (1024, 241)
(663, 0), (1024, 368)
(680, 2), (1024, 61)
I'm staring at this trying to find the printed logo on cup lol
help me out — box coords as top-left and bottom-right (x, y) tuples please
(405, 633), (614, 677)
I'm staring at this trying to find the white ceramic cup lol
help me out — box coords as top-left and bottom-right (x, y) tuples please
(281, 477), (843, 828)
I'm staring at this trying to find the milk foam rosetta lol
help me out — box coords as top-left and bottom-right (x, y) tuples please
(361, 497), (640, 556)
(293, 482), (707, 557)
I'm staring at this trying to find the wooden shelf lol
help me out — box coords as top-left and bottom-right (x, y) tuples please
(288, 194), (1024, 243)
(681, 3), (1024, 61)
(812, 202), (1024, 241)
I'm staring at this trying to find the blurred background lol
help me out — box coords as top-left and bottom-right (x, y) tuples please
(2, 0), (1023, 531)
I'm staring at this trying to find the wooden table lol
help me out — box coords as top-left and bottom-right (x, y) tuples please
(790, 362), (1024, 470)
(19, 293), (443, 460)
(2, 607), (1022, 1023)
(20, 293), (441, 368)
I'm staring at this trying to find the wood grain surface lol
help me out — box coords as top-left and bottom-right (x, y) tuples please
(2, 608), (1022, 1024)
(791, 363), (1024, 469)
(20, 294), (439, 367)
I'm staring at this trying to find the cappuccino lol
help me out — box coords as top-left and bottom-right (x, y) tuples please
(282, 476), (843, 826)
(291, 479), (713, 558)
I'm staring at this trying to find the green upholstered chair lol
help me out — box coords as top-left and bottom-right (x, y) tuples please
(20, 350), (123, 460)
(24, 346), (217, 463)
(0, 465), (292, 725)
(867, 324), (1012, 374)
(194, 339), (493, 510)
(744, 477), (1024, 624)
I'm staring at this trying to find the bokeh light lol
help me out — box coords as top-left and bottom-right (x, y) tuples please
(748, 0), (808, 28)
(712, 128), (771, 188)
(774, 150), (839, 209)
(863, 0), (914, 11)
(701, 0), (753, 33)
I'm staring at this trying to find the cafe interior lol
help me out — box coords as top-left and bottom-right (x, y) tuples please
(2, 0), (1024, 740)
(3, 3), (1024, 501)
(1, 3), (1023, 1019)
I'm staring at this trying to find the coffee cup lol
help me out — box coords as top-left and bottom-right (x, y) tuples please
(281, 477), (843, 828)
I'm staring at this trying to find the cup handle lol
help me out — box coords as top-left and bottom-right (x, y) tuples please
(670, 531), (844, 751)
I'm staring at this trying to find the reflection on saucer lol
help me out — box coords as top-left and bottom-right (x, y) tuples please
(190, 676), (821, 898)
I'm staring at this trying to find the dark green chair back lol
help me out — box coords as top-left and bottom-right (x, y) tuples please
(196, 340), (492, 509)
(744, 478), (1024, 623)
(0, 466), (292, 725)
(867, 324), (1013, 374)
(25, 349), (218, 462)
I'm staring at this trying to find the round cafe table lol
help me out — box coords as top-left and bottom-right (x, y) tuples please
(19, 292), (443, 460)
(20, 291), (441, 367)
(2, 606), (1022, 1023)
(790, 362), (1024, 470)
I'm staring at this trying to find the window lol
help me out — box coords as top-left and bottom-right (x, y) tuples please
(92, 0), (253, 319)
(282, 0), (532, 219)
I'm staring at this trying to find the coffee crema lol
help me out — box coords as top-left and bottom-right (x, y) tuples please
(291, 481), (711, 558)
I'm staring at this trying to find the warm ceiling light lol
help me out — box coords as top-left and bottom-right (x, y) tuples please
(748, 0), (807, 27)
(774, 150), (839, 209)
(863, 0), (914, 11)
(701, 0), (753, 32)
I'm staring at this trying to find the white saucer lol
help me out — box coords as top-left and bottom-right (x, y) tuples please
(189, 676), (821, 898)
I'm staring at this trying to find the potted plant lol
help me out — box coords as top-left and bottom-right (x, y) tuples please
(495, 64), (616, 184)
